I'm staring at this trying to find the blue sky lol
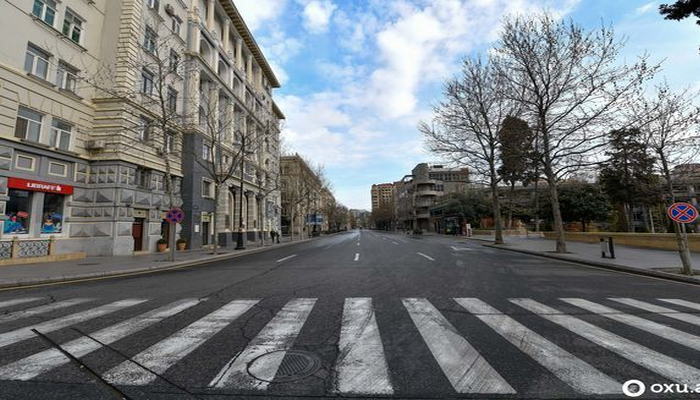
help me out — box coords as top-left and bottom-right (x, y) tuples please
(234, 0), (700, 210)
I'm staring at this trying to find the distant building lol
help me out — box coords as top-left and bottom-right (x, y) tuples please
(394, 163), (469, 232)
(371, 183), (394, 212)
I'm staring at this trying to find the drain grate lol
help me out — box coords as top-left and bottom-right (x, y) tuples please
(247, 350), (321, 383)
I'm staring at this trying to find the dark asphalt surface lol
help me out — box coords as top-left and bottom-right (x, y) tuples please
(0, 230), (699, 399)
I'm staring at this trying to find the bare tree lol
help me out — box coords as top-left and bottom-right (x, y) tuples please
(641, 82), (700, 275)
(494, 13), (659, 253)
(281, 155), (329, 241)
(420, 56), (516, 245)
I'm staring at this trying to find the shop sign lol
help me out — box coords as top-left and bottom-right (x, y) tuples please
(7, 178), (74, 195)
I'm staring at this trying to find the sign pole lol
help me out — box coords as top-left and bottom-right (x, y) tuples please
(168, 222), (176, 262)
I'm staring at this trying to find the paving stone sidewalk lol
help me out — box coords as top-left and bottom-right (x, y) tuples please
(467, 234), (700, 283)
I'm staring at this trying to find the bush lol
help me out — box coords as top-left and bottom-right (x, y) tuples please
(176, 238), (187, 244)
(413, 228), (423, 235)
(157, 238), (167, 245)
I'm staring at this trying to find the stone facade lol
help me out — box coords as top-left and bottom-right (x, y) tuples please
(0, 0), (283, 256)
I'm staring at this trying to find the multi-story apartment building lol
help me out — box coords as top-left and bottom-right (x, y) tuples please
(395, 163), (469, 232)
(280, 154), (334, 238)
(0, 0), (282, 257)
(371, 183), (394, 212)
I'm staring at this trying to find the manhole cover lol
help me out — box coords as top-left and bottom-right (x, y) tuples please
(247, 350), (321, 383)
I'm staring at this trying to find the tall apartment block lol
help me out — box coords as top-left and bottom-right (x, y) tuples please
(0, 0), (283, 257)
(371, 183), (394, 212)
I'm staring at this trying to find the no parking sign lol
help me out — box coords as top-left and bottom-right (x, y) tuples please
(166, 207), (184, 224)
(667, 202), (698, 224)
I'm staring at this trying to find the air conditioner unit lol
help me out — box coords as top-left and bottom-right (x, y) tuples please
(85, 140), (106, 150)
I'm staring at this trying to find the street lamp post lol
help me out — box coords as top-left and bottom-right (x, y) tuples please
(235, 135), (246, 250)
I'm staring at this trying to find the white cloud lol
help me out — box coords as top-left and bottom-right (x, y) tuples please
(301, 0), (338, 34)
(233, 0), (288, 32)
(635, 1), (657, 15)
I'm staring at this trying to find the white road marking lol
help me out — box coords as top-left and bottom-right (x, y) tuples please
(455, 298), (620, 394)
(276, 254), (297, 263)
(403, 298), (514, 394)
(0, 299), (146, 349)
(659, 299), (700, 311)
(0, 298), (42, 310)
(354, 253), (360, 261)
(392, 241), (399, 245)
(357, 242), (360, 246)
(451, 246), (473, 251)
(562, 298), (700, 351)
(210, 298), (317, 390)
(611, 298), (700, 327)
(512, 298), (700, 386)
(103, 299), (259, 386)
(417, 252), (435, 261)
(335, 298), (393, 395)
(0, 298), (92, 324)
(0, 299), (203, 380)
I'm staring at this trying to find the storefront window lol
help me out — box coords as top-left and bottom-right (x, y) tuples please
(41, 193), (64, 234)
(5, 189), (31, 234)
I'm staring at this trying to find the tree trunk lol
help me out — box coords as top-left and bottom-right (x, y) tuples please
(212, 185), (219, 255)
(581, 219), (587, 232)
(490, 173), (504, 245)
(508, 182), (515, 229)
(544, 166), (566, 253)
(660, 153), (693, 275)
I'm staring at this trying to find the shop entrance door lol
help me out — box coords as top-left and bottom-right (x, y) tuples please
(202, 221), (210, 245)
(132, 218), (145, 251)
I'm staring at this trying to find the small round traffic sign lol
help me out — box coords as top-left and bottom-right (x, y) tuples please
(667, 202), (698, 224)
(166, 207), (184, 224)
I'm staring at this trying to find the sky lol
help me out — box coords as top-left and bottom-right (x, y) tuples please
(234, 0), (700, 210)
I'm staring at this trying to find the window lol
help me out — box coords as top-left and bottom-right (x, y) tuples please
(15, 107), (43, 142)
(56, 62), (79, 93)
(24, 44), (50, 80)
(165, 131), (175, 153)
(146, 0), (159, 11)
(49, 118), (72, 150)
(62, 9), (83, 44)
(169, 49), (179, 71)
(16, 155), (36, 171)
(202, 144), (212, 161)
(137, 117), (151, 141)
(48, 161), (68, 177)
(5, 190), (32, 234)
(32, 0), (57, 26)
(41, 193), (64, 234)
(167, 86), (178, 112)
(144, 26), (157, 53)
(136, 167), (151, 189)
(202, 179), (213, 198)
(171, 16), (181, 35)
(141, 69), (154, 95)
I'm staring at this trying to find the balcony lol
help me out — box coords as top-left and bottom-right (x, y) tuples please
(415, 212), (431, 219)
(415, 190), (439, 197)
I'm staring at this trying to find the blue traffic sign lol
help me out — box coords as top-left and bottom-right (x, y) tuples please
(667, 202), (698, 224)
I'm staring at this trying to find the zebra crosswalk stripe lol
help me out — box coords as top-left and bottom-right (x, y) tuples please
(334, 298), (393, 395)
(402, 298), (515, 394)
(512, 298), (700, 386)
(0, 299), (146, 349)
(0, 298), (42, 310)
(209, 298), (317, 390)
(0, 299), (203, 381)
(455, 298), (620, 395)
(562, 298), (700, 351)
(610, 298), (700, 326)
(658, 299), (700, 312)
(0, 298), (93, 324)
(103, 299), (259, 386)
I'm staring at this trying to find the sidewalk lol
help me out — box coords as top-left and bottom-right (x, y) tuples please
(466, 235), (700, 284)
(0, 234), (307, 289)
